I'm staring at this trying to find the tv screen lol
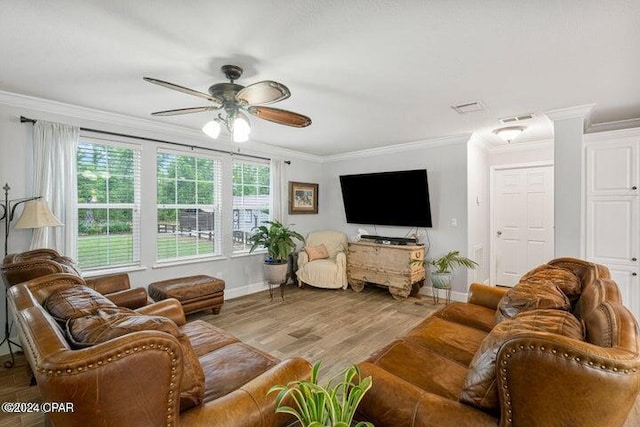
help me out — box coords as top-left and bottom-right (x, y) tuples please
(339, 169), (432, 227)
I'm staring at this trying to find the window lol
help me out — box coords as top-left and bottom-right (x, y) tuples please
(232, 159), (270, 253)
(157, 150), (222, 261)
(76, 139), (141, 270)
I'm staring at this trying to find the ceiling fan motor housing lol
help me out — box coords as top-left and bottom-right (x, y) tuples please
(208, 82), (245, 103)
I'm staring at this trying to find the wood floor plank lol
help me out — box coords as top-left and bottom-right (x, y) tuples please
(0, 284), (441, 425)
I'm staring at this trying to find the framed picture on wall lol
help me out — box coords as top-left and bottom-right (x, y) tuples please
(289, 181), (319, 214)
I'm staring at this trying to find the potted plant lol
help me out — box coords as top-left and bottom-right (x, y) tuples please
(414, 250), (478, 289)
(268, 360), (374, 427)
(248, 220), (305, 284)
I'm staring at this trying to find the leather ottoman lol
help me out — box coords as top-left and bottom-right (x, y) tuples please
(148, 275), (224, 315)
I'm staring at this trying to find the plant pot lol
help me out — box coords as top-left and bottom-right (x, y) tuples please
(264, 262), (288, 284)
(430, 271), (452, 289)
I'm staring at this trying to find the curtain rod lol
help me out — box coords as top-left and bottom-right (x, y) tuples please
(19, 116), (290, 164)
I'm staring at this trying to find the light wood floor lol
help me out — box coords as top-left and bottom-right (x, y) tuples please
(0, 284), (441, 426)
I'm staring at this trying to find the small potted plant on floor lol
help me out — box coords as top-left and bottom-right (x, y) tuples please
(414, 250), (478, 289)
(268, 361), (374, 427)
(248, 220), (305, 284)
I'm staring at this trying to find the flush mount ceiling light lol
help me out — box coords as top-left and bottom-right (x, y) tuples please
(493, 126), (526, 143)
(144, 65), (312, 143)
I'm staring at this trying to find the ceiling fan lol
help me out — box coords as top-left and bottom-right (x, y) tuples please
(144, 65), (311, 143)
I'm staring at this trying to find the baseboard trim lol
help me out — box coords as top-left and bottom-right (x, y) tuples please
(225, 281), (270, 300)
(418, 286), (468, 303)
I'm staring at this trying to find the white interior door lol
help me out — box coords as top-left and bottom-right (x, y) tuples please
(493, 165), (554, 286)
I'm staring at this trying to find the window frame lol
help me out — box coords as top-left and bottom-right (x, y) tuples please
(75, 136), (142, 271)
(231, 158), (271, 254)
(155, 148), (224, 263)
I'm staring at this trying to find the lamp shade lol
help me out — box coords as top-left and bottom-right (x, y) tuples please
(14, 200), (63, 229)
(202, 120), (221, 139)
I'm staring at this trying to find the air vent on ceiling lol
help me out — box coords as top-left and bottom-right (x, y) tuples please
(451, 101), (485, 114)
(499, 114), (533, 124)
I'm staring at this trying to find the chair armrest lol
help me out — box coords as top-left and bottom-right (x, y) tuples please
(357, 362), (498, 427)
(15, 306), (183, 427)
(497, 334), (640, 427)
(179, 357), (312, 427)
(105, 287), (149, 309)
(467, 283), (508, 310)
(85, 273), (131, 294)
(336, 252), (348, 289)
(297, 250), (309, 268)
(136, 298), (186, 326)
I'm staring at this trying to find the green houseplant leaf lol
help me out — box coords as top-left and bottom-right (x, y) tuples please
(268, 361), (374, 427)
(411, 250), (478, 273)
(248, 220), (304, 263)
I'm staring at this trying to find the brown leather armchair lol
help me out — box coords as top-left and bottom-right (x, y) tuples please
(2, 249), (149, 309)
(9, 273), (311, 427)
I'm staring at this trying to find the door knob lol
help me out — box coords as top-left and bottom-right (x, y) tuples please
(633, 186), (638, 190)
(633, 272), (638, 277)
(633, 257), (638, 262)
(497, 230), (503, 236)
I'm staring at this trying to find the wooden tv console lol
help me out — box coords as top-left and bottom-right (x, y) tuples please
(347, 240), (425, 300)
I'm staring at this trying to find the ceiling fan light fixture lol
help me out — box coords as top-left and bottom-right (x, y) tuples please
(202, 120), (221, 139)
(493, 126), (526, 143)
(232, 113), (251, 143)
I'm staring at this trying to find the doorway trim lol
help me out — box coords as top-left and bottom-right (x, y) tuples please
(489, 161), (554, 284)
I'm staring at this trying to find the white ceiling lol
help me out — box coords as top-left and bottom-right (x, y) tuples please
(1, 1), (639, 156)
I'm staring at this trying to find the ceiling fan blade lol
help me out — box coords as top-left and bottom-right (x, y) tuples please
(151, 106), (219, 116)
(143, 77), (222, 105)
(248, 106), (312, 128)
(236, 81), (290, 105)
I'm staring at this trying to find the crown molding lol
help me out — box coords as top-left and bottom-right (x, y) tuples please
(544, 104), (595, 123)
(489, 138), (554, 153)
(0, 90), (323, 163)
(584, 125), (640, 143)
(323, 133), (473, 163)
(585, 118), (640, 136)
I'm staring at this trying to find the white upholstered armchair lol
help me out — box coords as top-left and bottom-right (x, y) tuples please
(296, 230), (348, 289)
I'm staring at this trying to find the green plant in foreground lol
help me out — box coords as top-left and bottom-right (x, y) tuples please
(268, 361), (374, 427)
(248, 220), (304, 264)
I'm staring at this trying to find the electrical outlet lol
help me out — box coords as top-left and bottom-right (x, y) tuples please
(451, 218), (457, 227)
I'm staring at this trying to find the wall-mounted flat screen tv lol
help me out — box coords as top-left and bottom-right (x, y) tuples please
(339, 169), (432, 227)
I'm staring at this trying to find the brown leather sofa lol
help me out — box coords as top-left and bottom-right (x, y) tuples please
(2, 249), (149, 309)
(8, 273), (311, 427)
(357, 257), (640, 427)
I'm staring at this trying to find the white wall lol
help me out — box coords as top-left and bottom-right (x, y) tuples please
(321, 135), (471, 296)
(467, 135), (490, 285)
(490, 140), (553, 166)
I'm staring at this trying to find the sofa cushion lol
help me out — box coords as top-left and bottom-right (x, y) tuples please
(366, 340), (469, 400)
(66, 307), (205, 411)
(460, 309), (584, 414)
(435, 302), (497, 332)
(496, 277), (570, 323)
(521, 264), (581, 298)
(66, 307), (180, 347)
(198, 342), (279, 402)
(44, 286), (115, 322)
(405, 316), (488, 366)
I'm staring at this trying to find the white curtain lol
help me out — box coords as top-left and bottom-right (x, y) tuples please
(270, 159), (288, 224)
(30, 121), (79, 256)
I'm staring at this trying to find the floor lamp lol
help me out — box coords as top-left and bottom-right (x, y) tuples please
(1, 182), (62, 368)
